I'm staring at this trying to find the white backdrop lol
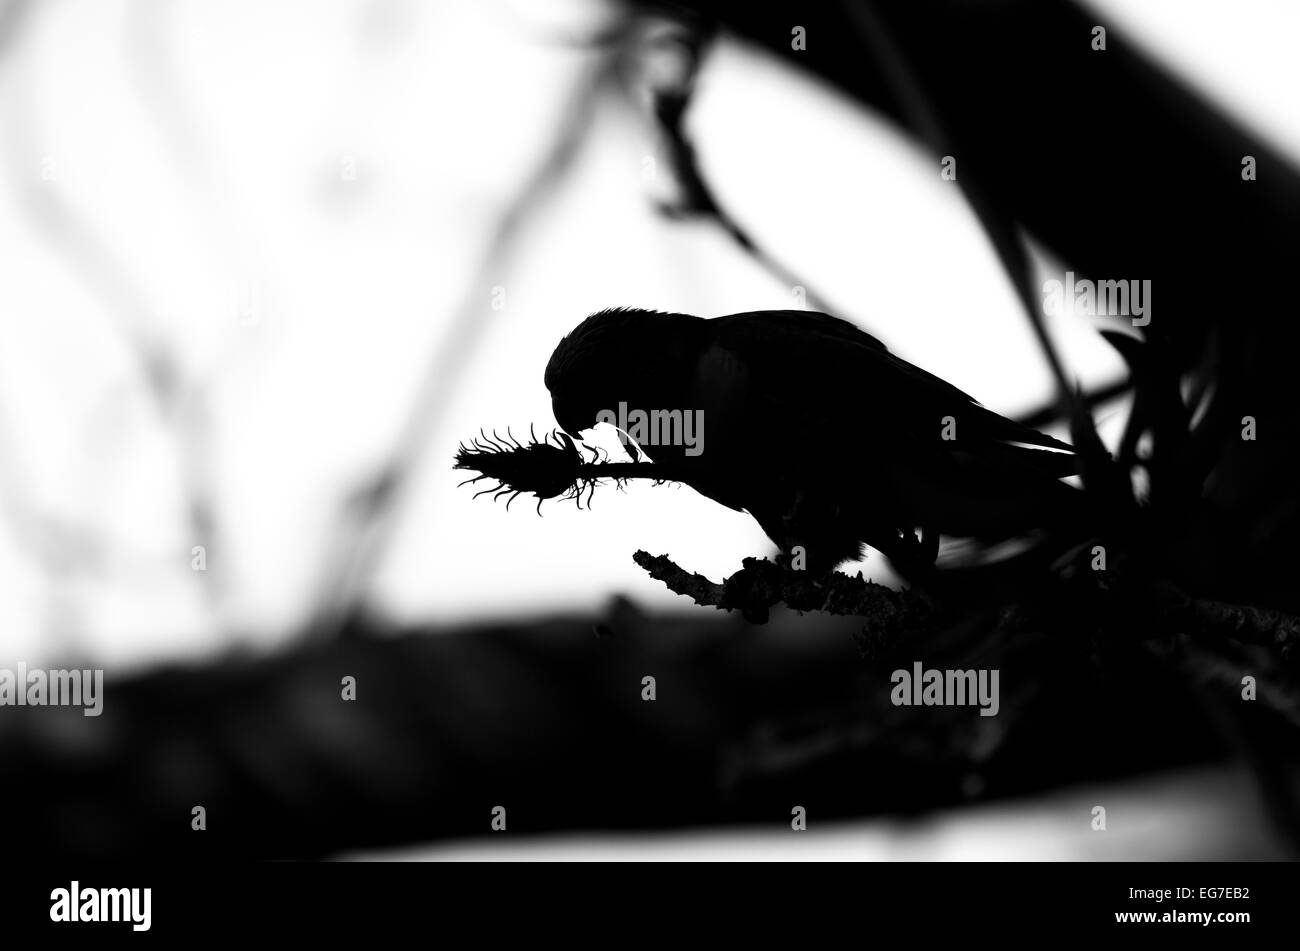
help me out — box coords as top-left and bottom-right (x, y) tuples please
(0, 0), (1293, 671)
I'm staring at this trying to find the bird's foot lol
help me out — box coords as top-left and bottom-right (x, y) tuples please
(912, 527), (940, 566)
(884, 527), (940, 581)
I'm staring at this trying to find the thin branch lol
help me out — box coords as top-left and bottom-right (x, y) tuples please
(632, 550), (935, 627)
(843, 0), (1074, 412)
(642, 19), (836, 313)
(1015, 375), (1132, 431)
(307, 61), (609, 637)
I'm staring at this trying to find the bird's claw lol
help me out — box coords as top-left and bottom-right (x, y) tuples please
(911, 527), (940, 566)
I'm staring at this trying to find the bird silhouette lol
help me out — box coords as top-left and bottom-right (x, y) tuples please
(546, 308), (1082, 577)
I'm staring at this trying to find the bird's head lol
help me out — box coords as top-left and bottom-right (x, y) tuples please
(545, 307), (706, 440)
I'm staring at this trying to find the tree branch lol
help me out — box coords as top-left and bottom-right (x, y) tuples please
(632, 550), (934, 629)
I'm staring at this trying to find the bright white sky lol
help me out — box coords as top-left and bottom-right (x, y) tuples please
(0, 0), (1294, 669)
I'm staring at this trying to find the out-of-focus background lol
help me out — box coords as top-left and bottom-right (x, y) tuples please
(1, 0), (1298, 860)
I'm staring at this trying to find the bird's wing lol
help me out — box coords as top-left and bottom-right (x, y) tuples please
(702, 310), (1075, 473)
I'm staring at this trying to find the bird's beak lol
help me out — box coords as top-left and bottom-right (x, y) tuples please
(550, 394), (591, 440)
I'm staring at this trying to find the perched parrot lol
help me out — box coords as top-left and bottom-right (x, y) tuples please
(545, 308), (1081, 576)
